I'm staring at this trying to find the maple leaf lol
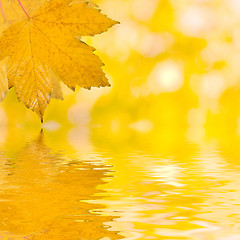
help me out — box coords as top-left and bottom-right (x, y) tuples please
(0, 59), (7, 100)
(0, 0), (117, 121)
(0, 0), (46, 26)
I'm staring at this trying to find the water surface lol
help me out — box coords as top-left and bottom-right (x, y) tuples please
(0, 126), (239, 240)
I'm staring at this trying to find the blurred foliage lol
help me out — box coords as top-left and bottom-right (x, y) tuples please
(0, 0), (240, 137)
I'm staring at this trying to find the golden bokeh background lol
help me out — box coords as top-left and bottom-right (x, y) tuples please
(1, 0), (239, 140)
(1, 1), (240, 239)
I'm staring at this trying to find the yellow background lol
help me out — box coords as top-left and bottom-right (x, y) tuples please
(1, 0), (240, 137)
(1, 1), (240, 239)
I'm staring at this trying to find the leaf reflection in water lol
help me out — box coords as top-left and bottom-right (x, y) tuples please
(0, 132), (122, 240)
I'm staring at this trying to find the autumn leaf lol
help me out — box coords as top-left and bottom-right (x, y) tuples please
(0, 0), (46, 27)
(0, 59), (7, 100)
(0, 0), (117, 121)
(50, 71), (63, 100)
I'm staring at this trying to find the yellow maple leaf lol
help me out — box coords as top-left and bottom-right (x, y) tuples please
(0, 59), (7, 100)
(0, 0), (46, 26)
(0, 0), (117, 121)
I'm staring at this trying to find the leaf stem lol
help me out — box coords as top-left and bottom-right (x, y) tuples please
(17, 0), (30, 19)
(0, 0), (6, 22)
